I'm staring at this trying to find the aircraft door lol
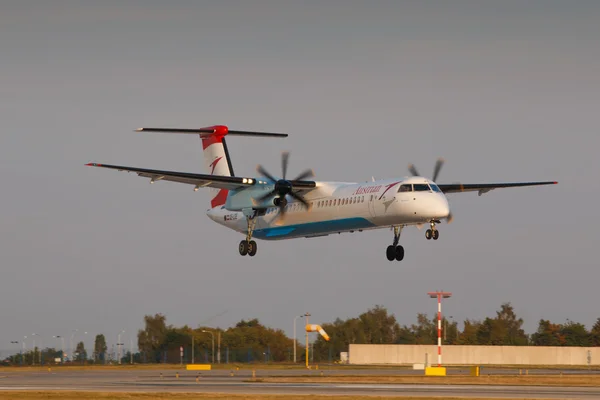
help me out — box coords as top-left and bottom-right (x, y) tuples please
(368, 194), (376, 217)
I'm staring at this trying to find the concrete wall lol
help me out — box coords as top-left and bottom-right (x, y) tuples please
(349, 344), (600, 366)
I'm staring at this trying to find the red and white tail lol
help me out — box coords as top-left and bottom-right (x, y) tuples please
(199, 126), (233, 208)
(135, 125), (287, 209)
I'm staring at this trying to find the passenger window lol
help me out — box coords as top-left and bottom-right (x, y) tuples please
(398, 184), (412, 192)
(413, 184), (430, 192)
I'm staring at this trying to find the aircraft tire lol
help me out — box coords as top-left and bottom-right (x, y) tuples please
(386, 245), (396, 261)
(395, 245), (405, 261)
(239, 240), (249, 256)
(425, 229), (432, 240)
(248, 240), (257, 256)
(432, 230), (439, 240)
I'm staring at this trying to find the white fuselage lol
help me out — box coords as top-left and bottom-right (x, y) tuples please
(206, 177), (450, 240)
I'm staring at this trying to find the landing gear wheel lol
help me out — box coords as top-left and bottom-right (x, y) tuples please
(239, 240), (249, 256)
(425, 229), (432, 240)
(395, 245), (405, 261)
(386, 245), (396, 261)
(432, 230), (439, 240)
(248, 240), (257, 256)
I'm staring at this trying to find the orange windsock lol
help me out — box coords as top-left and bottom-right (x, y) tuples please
(306, 324), (330, 341)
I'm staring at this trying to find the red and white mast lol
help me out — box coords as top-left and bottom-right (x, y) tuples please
(428, 291), (452, 367)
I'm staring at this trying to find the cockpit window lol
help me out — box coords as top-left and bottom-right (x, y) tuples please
(398, 184), (413, 192)
(413, 184), (430, 192)
(430, 183), (442, 193)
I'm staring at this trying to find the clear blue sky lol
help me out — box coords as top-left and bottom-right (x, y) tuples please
(1, 1), (599, 354)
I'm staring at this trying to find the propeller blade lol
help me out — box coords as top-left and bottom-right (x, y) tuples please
(408, 164), (419, 177)
(289, 191), (310, 209)
(274, 203), (287, 226)
(293, 168), (315, 181)
(432, 158), (445, 182)
(256, 165), (278, 183)
(281, 151), (289, 180)
(256, 188), (277, 203)
(416, 223), (424, 230)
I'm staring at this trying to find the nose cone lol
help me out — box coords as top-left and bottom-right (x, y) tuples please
(432, 195), (450, 219)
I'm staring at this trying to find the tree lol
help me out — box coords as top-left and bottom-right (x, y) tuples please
(531, 319), (562, 346)
(458, 319), (481, 344)
(358, 305), (401, 344)
(94, 334), (107, 362)
(561, 321), (590, 346)
(591, 318), (600, 346)
(495, 303), (528, 345)
(411, 313), (436, 344)
(75, 341), (87, 362)
(138, 313), (168, 362)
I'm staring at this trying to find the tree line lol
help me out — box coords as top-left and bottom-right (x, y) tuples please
(5, 303), (600, 365)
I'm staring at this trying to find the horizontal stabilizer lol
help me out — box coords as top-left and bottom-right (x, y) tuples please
(135, 125), (287, 138)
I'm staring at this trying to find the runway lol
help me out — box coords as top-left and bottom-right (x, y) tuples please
(1, 369), (599, 398)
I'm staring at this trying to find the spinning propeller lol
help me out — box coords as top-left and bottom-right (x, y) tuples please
(255, 152), (314, 222)
(408, 157), (454, 224)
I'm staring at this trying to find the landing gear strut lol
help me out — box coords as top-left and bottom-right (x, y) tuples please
(239, 214), (258, 256)
(425, 220), (440, 241)
(386, 226), (404, 262)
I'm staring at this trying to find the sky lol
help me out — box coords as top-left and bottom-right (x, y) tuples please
(1, 0), (600, 356)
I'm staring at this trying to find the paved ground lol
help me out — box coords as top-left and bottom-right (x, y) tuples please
(0, 369), (599, 398)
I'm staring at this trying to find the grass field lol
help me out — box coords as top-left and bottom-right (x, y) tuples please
(258, 374), (600, 386)
(1, 363), (598, 372)
(0, 393), (561, 400)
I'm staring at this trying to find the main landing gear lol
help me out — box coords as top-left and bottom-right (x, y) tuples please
(239, 215), (257, 257)
(425, 220), (440, 240)
(386, 226), (404, 262)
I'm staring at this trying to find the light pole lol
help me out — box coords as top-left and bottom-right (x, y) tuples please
(53, 335), (65, 363)
(428, 291), (452, 367)
(202, 330), (215, 364)
(117, 330), (125, 365)
(304, 312), (311, 369)
(293, 314), (305, 363)
(70, 329), (78, 361)
(31, 333), (40, 365)
(10, 341), (19, 365)
(22, 336), (27, 366)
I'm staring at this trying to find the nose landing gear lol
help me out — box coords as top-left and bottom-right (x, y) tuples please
(239, 214), (258, 256)
(386, 226), (404, 261)
(425, 220), (440, 240)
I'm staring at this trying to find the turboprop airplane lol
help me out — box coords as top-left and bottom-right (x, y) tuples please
(86, 125), (557, 261)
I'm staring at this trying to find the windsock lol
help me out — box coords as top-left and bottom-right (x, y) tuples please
(306, 324), (330, 341)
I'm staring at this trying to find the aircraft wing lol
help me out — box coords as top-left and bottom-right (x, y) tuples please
(85, 163), (317, 191)
(86, 163), (258, 190)
(437, 181), (557, 196)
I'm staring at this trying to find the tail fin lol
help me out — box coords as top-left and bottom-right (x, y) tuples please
(200, 126), (234, 208)
(135, 125), (287, 209)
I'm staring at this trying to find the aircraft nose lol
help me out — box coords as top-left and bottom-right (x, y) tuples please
(433, 196), (450, 219)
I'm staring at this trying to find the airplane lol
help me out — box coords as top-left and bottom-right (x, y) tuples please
(86, 125), (557, 261)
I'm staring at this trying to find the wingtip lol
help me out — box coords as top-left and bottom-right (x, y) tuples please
(85, 162), (99, 167)
(134, 128), (144, 132)
(553, 181), (558, 185)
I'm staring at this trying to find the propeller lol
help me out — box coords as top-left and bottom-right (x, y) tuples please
(408, 157), (453, 224)
(255, 152), (314, 223)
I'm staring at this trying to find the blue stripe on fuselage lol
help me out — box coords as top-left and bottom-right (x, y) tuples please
(253, 217), (375, 240)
